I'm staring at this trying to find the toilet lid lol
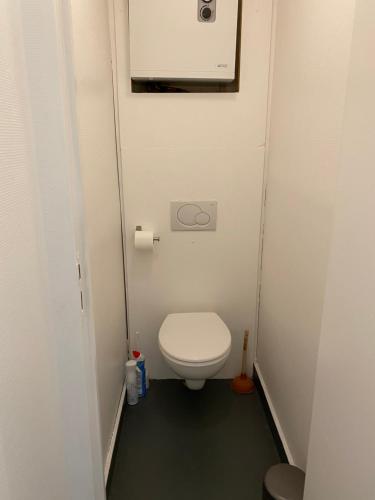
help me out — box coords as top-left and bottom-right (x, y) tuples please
(159, 313), (231, 363)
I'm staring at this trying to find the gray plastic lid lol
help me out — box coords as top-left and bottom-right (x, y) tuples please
(264, 464), (305, 500)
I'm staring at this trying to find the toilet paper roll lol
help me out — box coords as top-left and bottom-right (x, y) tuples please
(134, 230), (154, 251)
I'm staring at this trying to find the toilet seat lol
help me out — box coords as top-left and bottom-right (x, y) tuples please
(158, 312), (231, 364)
(159, 345), (230, 368)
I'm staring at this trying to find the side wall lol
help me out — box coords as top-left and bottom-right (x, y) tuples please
(69, 0), (128, 463)
(0, 1), (105, 498)
(305, 1), (375, 497)
(256, 0), (356, 467)
(112, 0), (273, 378)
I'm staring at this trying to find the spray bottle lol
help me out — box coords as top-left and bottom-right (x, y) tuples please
(132, 331), (148, 397)
(125, 360), (138, 406)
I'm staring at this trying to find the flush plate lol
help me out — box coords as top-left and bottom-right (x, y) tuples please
(171, 201), (217, 231)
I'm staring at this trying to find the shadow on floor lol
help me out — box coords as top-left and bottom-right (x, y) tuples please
(107, 380), (279, 500)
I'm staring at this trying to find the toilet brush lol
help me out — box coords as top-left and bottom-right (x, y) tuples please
(232, 330), (255, 394)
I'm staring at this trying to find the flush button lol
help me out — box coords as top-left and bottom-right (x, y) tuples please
(195, 211), (210, 225)
(171, 201), (217, 231)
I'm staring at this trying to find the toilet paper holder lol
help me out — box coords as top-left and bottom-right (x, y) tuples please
(136, 226), (160, 243)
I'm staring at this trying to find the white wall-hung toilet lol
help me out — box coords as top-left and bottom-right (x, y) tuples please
(158, 312), (231, 390)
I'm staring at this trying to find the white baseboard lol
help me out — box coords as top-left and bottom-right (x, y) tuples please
(254, 361), (295, 465)
(104, 381), (126, 484)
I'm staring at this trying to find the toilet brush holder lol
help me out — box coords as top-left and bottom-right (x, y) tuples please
(232, 330), (255, 394)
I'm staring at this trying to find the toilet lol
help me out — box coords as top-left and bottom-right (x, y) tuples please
(158, 312), (231, 390)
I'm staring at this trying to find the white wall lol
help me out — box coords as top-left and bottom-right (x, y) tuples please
(256, 0), (356, 467)
(304, 1), (375, 497)
(112, 0), (273, 378)
(69, 0), (128, 464)
(0, 1), (105, 499)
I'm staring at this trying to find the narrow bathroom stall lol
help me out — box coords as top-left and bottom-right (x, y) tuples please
(105, 0), (282, 498)
(110, 0), (274, 382)
(68, 0), (375, 498)
(2, 0), (375, 498)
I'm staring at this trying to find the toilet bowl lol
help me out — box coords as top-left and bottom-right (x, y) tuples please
(158, 312), (231, 390)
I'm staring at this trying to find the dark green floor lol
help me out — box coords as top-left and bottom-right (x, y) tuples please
(107, 380), (279, 500)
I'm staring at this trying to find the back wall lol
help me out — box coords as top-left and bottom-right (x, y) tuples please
(112, 0), (273, 378)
